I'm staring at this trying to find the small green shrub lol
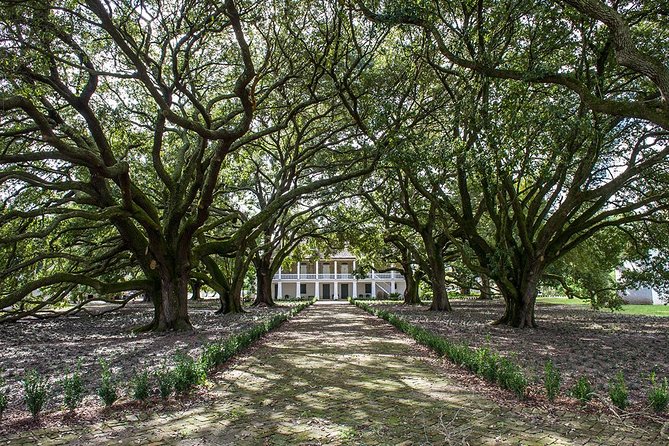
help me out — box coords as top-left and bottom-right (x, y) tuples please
(476, 348), (500, 382)
(97, 359), (118, 407)
(571, 376), (593, 404)
(131, 371), (150, 401)
(608, 372), (629, 410)
(0, 374), (9, 419)
(544, 360), (561, 402)
(351, 299), (528, 398)
(647, 372), (669, 413)
(23, 369), (49, 418)
(155, 366), (174, 399)
(497, 358), (527, 398)
(200, 343), (225, 372)
(172, 353), (203, 393)
(62, 365), (85, 411)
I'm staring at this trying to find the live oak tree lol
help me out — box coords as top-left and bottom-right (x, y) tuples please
(1, 0), (263, 330)
(350, 0), (669, 327)
(353, 0), (669, 129)
(363, 168), (458, 311)
(191, 1), (383, 311)
(327, 203), (426, 304)
(0, 0), (347, 329)
(2, 0), (669, 333)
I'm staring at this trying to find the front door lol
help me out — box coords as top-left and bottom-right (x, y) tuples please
(341, 283), (349, 299)
(323, 283), (331, 300)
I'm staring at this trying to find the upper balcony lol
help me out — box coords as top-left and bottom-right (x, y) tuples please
(273, 272), (402, 281)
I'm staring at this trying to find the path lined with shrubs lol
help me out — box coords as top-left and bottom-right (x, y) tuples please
(3, 302), (666, 445)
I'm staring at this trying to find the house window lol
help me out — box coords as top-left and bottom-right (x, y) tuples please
(365, 284), (372, 295)
(300, 284), (307, 295)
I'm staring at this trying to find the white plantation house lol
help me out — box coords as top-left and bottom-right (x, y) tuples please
(272, 251), (406, 300)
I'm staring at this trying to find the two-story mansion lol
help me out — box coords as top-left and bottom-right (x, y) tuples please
(272, 251), (406, 300)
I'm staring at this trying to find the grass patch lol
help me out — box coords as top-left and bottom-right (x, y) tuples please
(537, 297), (669, 317)
(616, 305), (669, 317)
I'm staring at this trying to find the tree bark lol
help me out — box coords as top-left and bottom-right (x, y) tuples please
(402, 255), (421, 305)
(493, 263), (542, 328)
(478, 274), (492, 300)
(217, 274), (245, 314)
(190, 280), (202, 301)
(155, 269), (193, 331)
(403, 269), (421, 305)
(252, 254), (275, 307)
(215, 253), (248, 314)
(424, 238), (452, 311)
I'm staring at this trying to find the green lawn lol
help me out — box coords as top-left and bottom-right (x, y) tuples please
(537, 296), (669, 317)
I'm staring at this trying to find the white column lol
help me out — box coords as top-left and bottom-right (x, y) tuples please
(315, 282), (320, 299)
(297, 261), (301, 280)
(372, 281), (376, 299)
(334, 260), (338, 280)
(278, 266), (282, 279)
(296, 281), (301, 298)
(391, 281), (396, 293)
(315, 261), (319, 279)
(278, 282), (283, 299)
(352, 281), (358, 298)
(333, 282), (338, 299)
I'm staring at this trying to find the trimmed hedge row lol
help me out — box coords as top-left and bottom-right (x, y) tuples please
(0, 299), (315, 419)
(199, 298), (314, 373)
(350, 298), (528, 398)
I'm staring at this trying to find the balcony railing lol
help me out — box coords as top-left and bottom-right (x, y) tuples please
(273, 272), (404, 280)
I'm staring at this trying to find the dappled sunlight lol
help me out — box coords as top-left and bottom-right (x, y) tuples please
(3, 303), (664, 445)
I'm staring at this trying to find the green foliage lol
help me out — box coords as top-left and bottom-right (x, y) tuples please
(157, 300), (314, 398)
(23, 369), (49, 418)
(571, 376), (593, 404)
(0, 373), (8, 419)
(647, 372), (669, 413)
(155, 366), (174, 400)
(608, 372), (629, 410)
(351, 300), (527, 398)
(131, 371), (150, 402)
(496, 357), (528, 398)
(62, 364), (85, 411)
(199, 343), (226, 372)
(97, 359), (118, 407)
(544, 360), (561, 402)
(172, 353), (204, 394)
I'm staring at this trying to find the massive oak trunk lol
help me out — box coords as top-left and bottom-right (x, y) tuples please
(215, 251), (248, 314)
(478, 274), (492, 300)
(157, 270), (193, 330)
(424, 237), (451, 311)
(402, 261), (421, 305)
(252, 254), (275, 307)
(494, 262), (542, 328)
(403, 269), (421, 305)
(190, 280), (202, 301)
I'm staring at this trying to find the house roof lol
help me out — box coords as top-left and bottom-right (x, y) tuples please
(328, 249), (355, 259)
